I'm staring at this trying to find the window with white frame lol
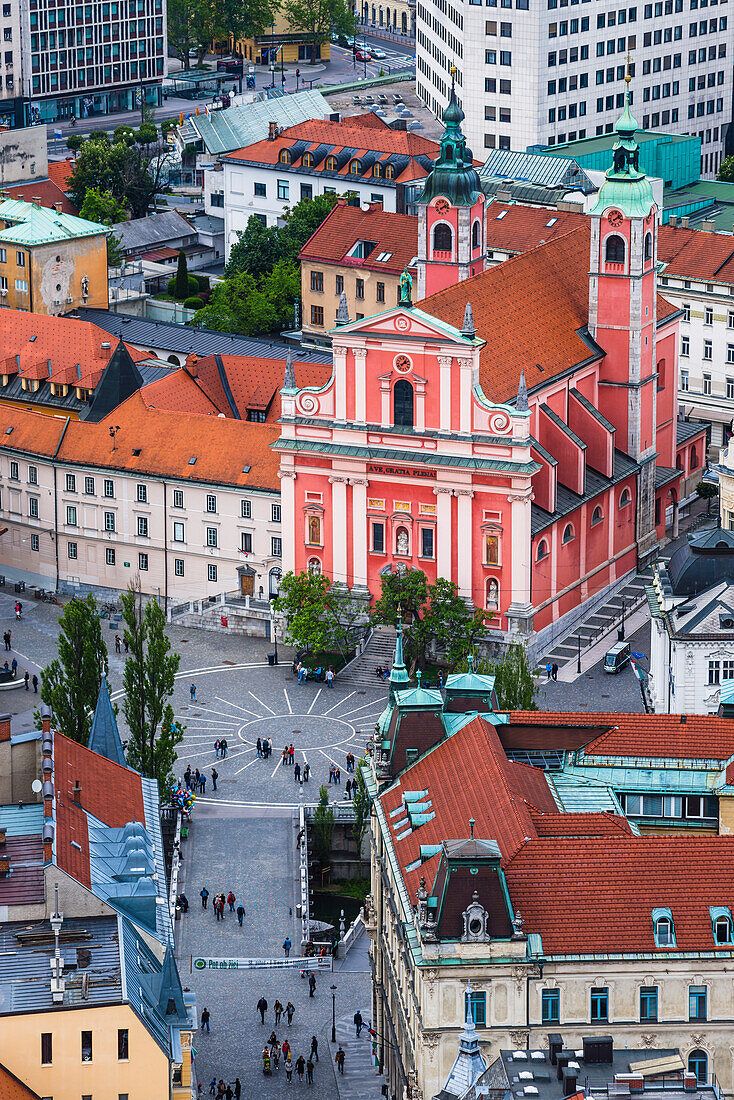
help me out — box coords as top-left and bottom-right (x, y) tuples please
(65, 473), (76, 492)
(173, 489), (184, 508)
(241, 499), (251, 519)
(84, 476), (95, 495)
(683, 303), (691, 321)
(28, 465), (37, 485)
(206, 494), (217, 513)
(272, 503), (281, 523)
(174, 558), (184, 577)
(137, 516), (148, 538)
(104, 512), (115, 532)
(703, 372), (712, 393)
(681, 336), (690, 357)
(31, 533), (39, 551)
(709, 659), (720, 684)
(9, 460), (18, 480)
(67, 541), (77, 559)
(206, 527), (218, 547)
(728, 378), (734, 400)
(66, 505), (77, 526)
(272, 537), (282, 557)
(173, 521), (184, 542)
(208, 564), (218, 582)
(681, 368), (689, 390)
(106, 547), (115, 565)
(103, 478), (114, 498)
(28, 497), (38, 518)
(705, 306), (713, 325)
(138, 552), (148, 571)
(137, 484), (147, 503)
(704, 341), (713, 362)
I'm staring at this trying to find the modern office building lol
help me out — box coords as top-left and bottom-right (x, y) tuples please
(415, 0), (733, 178)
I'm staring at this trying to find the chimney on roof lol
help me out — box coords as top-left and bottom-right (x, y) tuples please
(368, 200), (384, 211)
(702, 219), (715, 232)
(268, 121), (279, 141)
(680, 216), (690, 228)
(72, 780), (82, 805)
(101, 341), (111, 350)
(53, 203), (62, 213)
(668, 215), (678, 227)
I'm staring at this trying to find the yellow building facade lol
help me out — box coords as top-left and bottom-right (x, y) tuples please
(234, 13), (331, 65)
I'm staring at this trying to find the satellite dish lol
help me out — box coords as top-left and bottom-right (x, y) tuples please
(31, 779), (42, 794)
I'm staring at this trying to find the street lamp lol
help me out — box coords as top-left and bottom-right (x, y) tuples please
(109, 424), (120, 452)
(576, 632), (581, 675)
(280, 45), (285, 87)
(331, 983), (337, 1043)
(271, 604), (279, 664)
(619, 597), (626, 641)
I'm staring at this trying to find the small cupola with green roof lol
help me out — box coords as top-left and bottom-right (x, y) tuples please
(416, 65), (488, 299)
(589, 68), (655, 222)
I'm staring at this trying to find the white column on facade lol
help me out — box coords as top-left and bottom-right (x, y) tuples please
(457, 358), (473, 434)
(279, 469), (296, 575)
(351, 478), (368, 590)
(333, 346), (348, 421)
(507, 488), (533, 609)
(437, 356), (452, 432)
(329, 476), (348, 586)
(455, 489), (474, 600)
(415, 377), (426, 433)
(434, 487), (453, 582)
(353, 348), (367, 424)
(380, 377), (391, 428)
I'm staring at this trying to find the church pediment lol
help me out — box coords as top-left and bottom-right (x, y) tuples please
(332, 306), (471, 346)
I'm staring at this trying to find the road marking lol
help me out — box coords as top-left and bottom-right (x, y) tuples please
(307, 688), (322, 713)
(186, 704), (252, 722)
(233, 754), (261, 775)
(283, 688), (293, 714)
(249, 690), (275, 715)
(214, 696), (260, 716)
(338, 698), (384, 719)
(323, 690), (356, 715)
(271, 756), (284, 779)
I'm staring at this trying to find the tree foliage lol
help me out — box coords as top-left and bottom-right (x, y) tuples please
(281, 0), (355, 61)
(718, 155), (734, 183)
(79, 187), (129, 226)
(458, 646), (539, 710)
(192, 270), (279, 335)
(66, 134), (85, 158)
(40, 595), (109, 745)
(68, 126), (174, 218)
(352, 759), (370, 874)
(371, 569), (487, 672)
(273, 570), (365, 660)
(696, 478), (718, 514)
(121, 584), (182, 790)
(168, 0), (275, 68)
(312, 784), (335, 865)
(174, 249), (190, 299)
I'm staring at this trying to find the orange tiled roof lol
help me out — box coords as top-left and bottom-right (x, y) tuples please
(184, 354), (332, 423)
(658, 223), (734, 282)
(508, 710), (734, 760)
(299, 199), (418, 276)
(0, 1063), (43, 1099)
(529, 810), (635, 837)
(421, 224), (678, 403)
(0, 310), (146, 389)
(226, 116), (438, 184)
(141, 368), (222, 416)
(47, 158), (75, 191)
(484, 202), (587, 253)
(0, 179), (78, 215)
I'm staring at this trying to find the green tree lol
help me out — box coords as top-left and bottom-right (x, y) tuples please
(696, 479), (718, 515)
(136, 122), (158, 146)
(281, 0), (354, 61)
(351, 759), (370, 874)
(68, 132), (174, 218)
(174, 249), (190, 299)
(276, 192), (340, 262)
(192, 270), (278, 335)
(225, 216), (280, 279)
(261, 259), (301, 329)
(312, 784), (335, 865)
(66, 133), (85, 158)
(113, 124), (137, 145)
(458, 646), (538, 710)
(107, 232), (124, 267)
(719, 155), (734, 183)
(121, 584), (182, 790)
(273, 570), (365, 660)
(167, 0), (219, 68)
(39, 595), (109, 746)
(79, 187), (129, 226)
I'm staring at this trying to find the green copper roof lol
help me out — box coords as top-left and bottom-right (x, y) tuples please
(389, 621), (410, 699)
(0, 198), (108, 245)
(394, 685), (443, 709)
(417, 77), (482, 207)
(589, 84), (655, 219)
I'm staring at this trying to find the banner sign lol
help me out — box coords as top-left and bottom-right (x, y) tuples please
(191, 955), (333, 972)
(367, 463), (436, 480)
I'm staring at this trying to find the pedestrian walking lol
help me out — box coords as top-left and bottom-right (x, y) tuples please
(545, 661), (552, 681)
(282, 1039), (291, 1063)
(345, 778), (352, 799)
(303, 761), (310, 782)
(283, 936), (291, 957)
(282, 746), (288, 767)
(294, 762), (301, 782)
(326, 667), (334, 688)
(226, 1086), (233, 1100)
(234, 1080), (241, 1099)
(23, 669), (29, 690)
(184, 765), (192, 790)
(274, 999), (283, 1025)
(211, 767), (218, 791)
(257, 996), (268, 1024)
(306, 1057), (314, 1084)
(14, 601), (21, 621)
(200, 773), (206, 794)
(552, 662), (558, 681)
(257, 737), (262, 757)
(227, 891), (236, 912)
(288, 743), (294, 763)
(2, 631), (9, 652)
(190, 682), (197, 701)
(295, 1056), (305, 1082)
(214, 739), (220, 758)
(200, 886), (209, 909)
(32, 673), (38, 693)
(11, 657), (17, 677)
(335, 766), (341, 785)
(335, 1046), (345, 1075)
(310, 1036), (319, 1062)
(285, 1056), (293, 1083)
(200, 1007), (210, 1032)
(237, 903), (245, 926)
(286, 1001), (295, 1025)
(115, 634), (121, 653)
(354, 1009), (363, 1036)
(308, 972), (316, 997)
(221, 738), (228, 758)
(272, 1041), (281, 1069)
(209, 1078), (216, 1095)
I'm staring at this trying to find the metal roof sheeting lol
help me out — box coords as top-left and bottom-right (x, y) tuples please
(0, 803), (44, 837)
(189, 90), (332, 155)
(480, 148), (595, 192)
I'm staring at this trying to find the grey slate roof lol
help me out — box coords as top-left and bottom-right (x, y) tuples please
(531, 449), (639, 535)
(88, 673), (126, 767)
(677, 417), (708, 444)
(666, 526), (734, 595)
(111, 211), (196, 252)
(84, 341), (144, 423)
(76, 308), (333, 364)
(186, 89), (332, 155)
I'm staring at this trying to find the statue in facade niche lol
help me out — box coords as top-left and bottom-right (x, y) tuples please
(81, 274), (89, 299)
(399, 267), (413, 306)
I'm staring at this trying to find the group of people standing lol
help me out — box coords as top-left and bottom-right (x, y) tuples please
(214, 739), (229, 758)
(257, 999), (319, 1085)
(256, 737), (274, 759)
(200, 887), (246, 926)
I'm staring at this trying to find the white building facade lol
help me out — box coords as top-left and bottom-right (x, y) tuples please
(416, 0), (733, 177)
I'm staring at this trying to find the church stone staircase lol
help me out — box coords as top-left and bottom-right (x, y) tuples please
(339, 626), (397, 688)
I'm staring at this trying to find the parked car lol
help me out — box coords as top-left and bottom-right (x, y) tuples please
(369, 46), (387, 58)
(355, 48), (371, 60)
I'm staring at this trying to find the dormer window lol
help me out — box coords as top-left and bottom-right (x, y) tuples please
(279, 149), (291, 165)
(350, 159), (361, 175)
(652, 907), (676, 947)
(385, 165), (394, 179)
(326, 155), (337, 170)
(373, 163), (382, 178)
(303, 152), (314, 167)
(710, 907), (734, 944)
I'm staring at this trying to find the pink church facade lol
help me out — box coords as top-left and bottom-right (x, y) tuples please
(275, 90), (706, 649)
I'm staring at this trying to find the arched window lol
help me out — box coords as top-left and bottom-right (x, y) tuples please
(536, 539), (549, 562)
(654, 915), (674, 945)
(691, 445), (699, 469)
(688, 1051), (708, 1085)
(657, 357), (666, 391)
(485, 578), (499, 609)
(307, 515), (321, 545)
(472, 220), (480, 250)
(308, 557), (322, 575)
(385, 164), (394, 179)
(279, 149), (291, 165)
(562, 523), (574, 544)
(371, 3), (376, 19)
(714, 915), (733, 944)
(379, 5), (383, 22)
(591, 505), (604, 526)
(676, 454), (683, 471)
(269, 566), (282, 597)
(326, 155), (337, 170)
(386, 6), (391, 23)
(373, 163), (382, 178)
(605, 234), (625, 262)
(349, 159), (361, 175)
(644, 232), (653, 261)
(394, 379), (414, 428)
(619, 488), (632, 507)
(402, 10), (407, 30)
(433, 223), (452, 252)
(303, 152), (313, 167)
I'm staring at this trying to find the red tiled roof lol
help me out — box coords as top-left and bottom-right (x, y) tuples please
(56, 797), (91, 889)
(508, 710), (734, 760)
(0, 179), (78, 215)
(503, 759), (558, 813)
(141, 368), (222, 416)
(299, 199), (418, 276)
(484, 202), (586, 254)
(227, 116), (438, 184)
(529, 810), (634, 837)
(658, 223), (734, 283)
(505, 834), (734, 954)
(421, 224), (678, 403)
(185, 354), (332, 423)
(0, 1063), (43, 1099)
(47, 159), (75, 191)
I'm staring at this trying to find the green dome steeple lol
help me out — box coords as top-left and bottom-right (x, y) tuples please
(590, 70), (655, 219)
(418, 68), (482, 207)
